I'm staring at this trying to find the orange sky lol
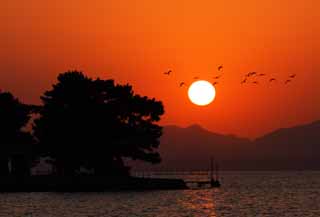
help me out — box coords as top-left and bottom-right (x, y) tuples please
(1, 0), (320, 138)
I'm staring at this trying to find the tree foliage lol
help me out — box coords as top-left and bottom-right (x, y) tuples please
(34, 71), (164, 176)
(0, 91), (33, 176)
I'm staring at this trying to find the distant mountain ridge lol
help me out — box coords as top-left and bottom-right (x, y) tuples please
(146, 121), (320, 170)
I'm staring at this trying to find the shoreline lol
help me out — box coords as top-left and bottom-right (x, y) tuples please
(0, 176), (188, 192)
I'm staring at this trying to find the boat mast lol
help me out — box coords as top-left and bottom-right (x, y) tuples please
(210, 156), (215, 181)
(215, 162), (219, 181)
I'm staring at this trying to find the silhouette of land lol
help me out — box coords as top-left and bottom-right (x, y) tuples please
(148, 122), (320, 171)
(0, 71), (190, 191)
(0, 70), (317, 191)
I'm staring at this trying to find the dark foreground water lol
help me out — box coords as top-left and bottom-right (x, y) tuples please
(1, 171), (320, 217)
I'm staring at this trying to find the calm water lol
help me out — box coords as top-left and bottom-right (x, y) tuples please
(1, 171), (320, 217)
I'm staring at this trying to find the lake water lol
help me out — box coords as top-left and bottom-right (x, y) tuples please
(1, 171), (320, 217)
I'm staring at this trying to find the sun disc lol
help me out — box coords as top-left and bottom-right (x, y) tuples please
(188, 80), (216, 106)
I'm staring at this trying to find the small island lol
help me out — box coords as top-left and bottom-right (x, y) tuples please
(0, 71), (188, 191)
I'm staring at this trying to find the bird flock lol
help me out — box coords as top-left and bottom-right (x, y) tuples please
(163, 66), (297, 88)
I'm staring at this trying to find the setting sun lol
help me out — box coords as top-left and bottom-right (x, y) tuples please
(188, 80), (216, 106)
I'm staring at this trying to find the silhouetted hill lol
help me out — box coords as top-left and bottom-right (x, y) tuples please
(158, 125), (254, 170)
(136, 121), (320, 170)
(253, 120), (320, 169)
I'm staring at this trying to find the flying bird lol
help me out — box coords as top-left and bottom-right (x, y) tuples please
(269, 78), (276, 82)
(213, 75), (222, 79)
(164, 70), (172, 75)
(253, 81), (259, 84)
(289, 74), (296, 78)
(258, 73), (266, 76)
(250, 72), (257, 76)
(212, 81), (218, 85)
(179, 82), (186, 87)
(246, 72), (257, 77)
(218, 65), (223, 71)
(285, 79), (291, 84)
(193, 76), (199, 80)
(241, 78), (247, 84)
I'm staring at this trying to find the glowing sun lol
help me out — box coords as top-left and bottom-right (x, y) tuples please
(188, 80), (216, 106)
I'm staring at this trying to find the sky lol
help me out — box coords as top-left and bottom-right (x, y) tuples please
(1, 0), (320, 138)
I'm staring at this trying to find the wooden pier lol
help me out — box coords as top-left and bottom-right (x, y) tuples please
(132, 157), (221, 189)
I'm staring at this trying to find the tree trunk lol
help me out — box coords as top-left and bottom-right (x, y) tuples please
(0, 157), (9, 176)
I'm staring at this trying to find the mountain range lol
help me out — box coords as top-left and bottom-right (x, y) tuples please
(141, 120), (320, 170)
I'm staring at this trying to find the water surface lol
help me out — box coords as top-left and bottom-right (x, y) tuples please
(1, 171), (319, 217)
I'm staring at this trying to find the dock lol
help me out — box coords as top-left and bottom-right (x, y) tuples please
(132, 157), (221, 189)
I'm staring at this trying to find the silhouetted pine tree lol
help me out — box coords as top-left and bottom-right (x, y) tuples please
(0, 91), (34, 177)
(34, 71), (164, 176)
